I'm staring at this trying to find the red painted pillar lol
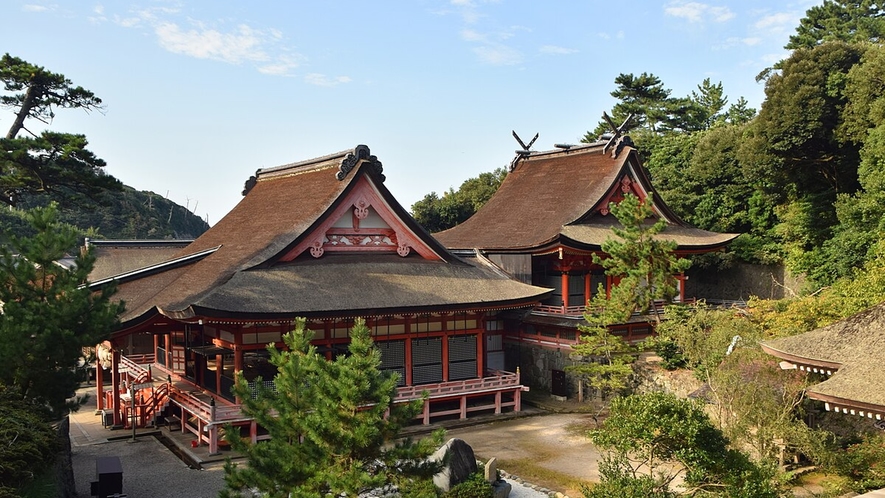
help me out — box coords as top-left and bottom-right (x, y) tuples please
(476, 331), (484, 378)
(95, 359), (104, 411)
(561, 273), (569, 310)
(165, 333), (172, 371)
(112, 350), (122, 426)
(584, 273), (591, 306)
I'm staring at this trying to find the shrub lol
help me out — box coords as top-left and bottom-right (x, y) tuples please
(442, 472), (492, 498)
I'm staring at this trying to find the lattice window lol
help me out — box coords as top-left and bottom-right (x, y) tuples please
(378, 340), (406, 386)
(448, 335), (477, 381)
(411, 338), (442, 384)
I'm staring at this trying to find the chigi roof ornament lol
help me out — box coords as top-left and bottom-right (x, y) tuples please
(601, 112), (635, 158)
(337, 144), (385, 182)
(510, 131), (539, 171)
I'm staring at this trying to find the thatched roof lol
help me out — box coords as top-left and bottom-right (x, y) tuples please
(435, 141), (737, 252)
(762, 301), (885, 411)
(103, 145), (550, 329)
(87, 240), (193, 282)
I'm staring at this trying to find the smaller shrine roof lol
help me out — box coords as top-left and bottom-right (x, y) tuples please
(435, 141), (738, 252)
(762, 301), (885, 410)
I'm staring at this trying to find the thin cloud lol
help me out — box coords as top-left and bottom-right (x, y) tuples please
(22, 4), (51, 12)
(665, 1), (734, 23)
(754, 11), (797, 36)
(540, 45), (577, 55)
(712, 36), (762, 50)
(304, 73), (352, 87)
(131, 11), (306, 76)
(460, 29), (486, 42)
(155, 22), (270, 64)
(259, 54), (306, 75)
(473, 45), (522, 65)
(114, 15), (141, 28)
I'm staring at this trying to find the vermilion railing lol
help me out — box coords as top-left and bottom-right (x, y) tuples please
(395, 370), (521, 400)
(533, 298), (700, 317)
(119, 355), (154, 384)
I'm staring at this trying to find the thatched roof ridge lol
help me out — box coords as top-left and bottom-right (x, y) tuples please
(434, 143), (737, 252)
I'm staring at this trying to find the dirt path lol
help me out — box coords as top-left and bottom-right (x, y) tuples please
(446, 412), (602, 496)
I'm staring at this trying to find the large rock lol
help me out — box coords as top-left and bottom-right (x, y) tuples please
(430, 438), (477, 492)
(491, 480), (512, 498)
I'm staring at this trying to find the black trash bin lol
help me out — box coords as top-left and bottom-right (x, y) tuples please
(90, 456), (123, 497)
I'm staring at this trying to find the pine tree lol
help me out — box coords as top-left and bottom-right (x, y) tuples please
(567, 193), (690, 402)
(222, 318), (443, 498)
(0, 204), (122, 417)
(595, 193), (691, 323)
(567, 289), (636, 403)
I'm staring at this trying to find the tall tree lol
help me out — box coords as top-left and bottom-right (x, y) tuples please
(566, 289), (636, 403)
(585, 73), (711, 142)
(740, 41), (865, 278)
(787, 0), (885, 49)
(806, 43), (885, 284)
(411, 167), (506, 232)
(0, 54), (120, 207)
(691, 78), (727, 129)
(222, 318), (443, 498)
(0, 204), (122, 417)
(594, 193), (691, 323)
(586, 73), (671, 139)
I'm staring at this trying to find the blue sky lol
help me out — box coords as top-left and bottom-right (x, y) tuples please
(4, 1), (813, 226)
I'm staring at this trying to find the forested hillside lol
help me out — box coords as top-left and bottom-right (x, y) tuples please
(0, 54), (209, 243)
(0, 187), (209, 241)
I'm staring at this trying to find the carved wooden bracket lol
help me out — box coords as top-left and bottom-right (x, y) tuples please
(309, 238), (325, 258)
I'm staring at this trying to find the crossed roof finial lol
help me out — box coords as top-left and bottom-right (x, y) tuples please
(602, 112), (634, 157)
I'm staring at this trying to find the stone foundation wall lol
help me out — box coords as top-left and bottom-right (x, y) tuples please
(504, 342), (575, 394)
(506, 341), (703, 401)
(686, 262), (805, 302)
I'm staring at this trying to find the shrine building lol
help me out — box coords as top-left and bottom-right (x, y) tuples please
(762, 302), (885, 422)
(91, 145), (550, 454)
(434, 135), (737, 392)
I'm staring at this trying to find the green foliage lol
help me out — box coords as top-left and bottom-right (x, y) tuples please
(442, 472), (492, 498)
(18, 186), (210, 240)
(745, 42), (864, 270)
(656, 302), (760, 376)
(832, 433), (885, 492)
(0, 386), (58, 497)
(0, 54), (121, 208)
(581, 455), (677, 498)
(567, 292), (636, 397)
(651, 337), (687, 370)
(222, 318), (444, 497)
(0, 204), (122, 417)
(596, 194), (691, 321)
(411, 168), (505, 232)
(590, 392), (782, 497)
(787, 1), (885, 49)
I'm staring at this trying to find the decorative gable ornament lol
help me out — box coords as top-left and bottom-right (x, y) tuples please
(337, 144), (385, 182)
